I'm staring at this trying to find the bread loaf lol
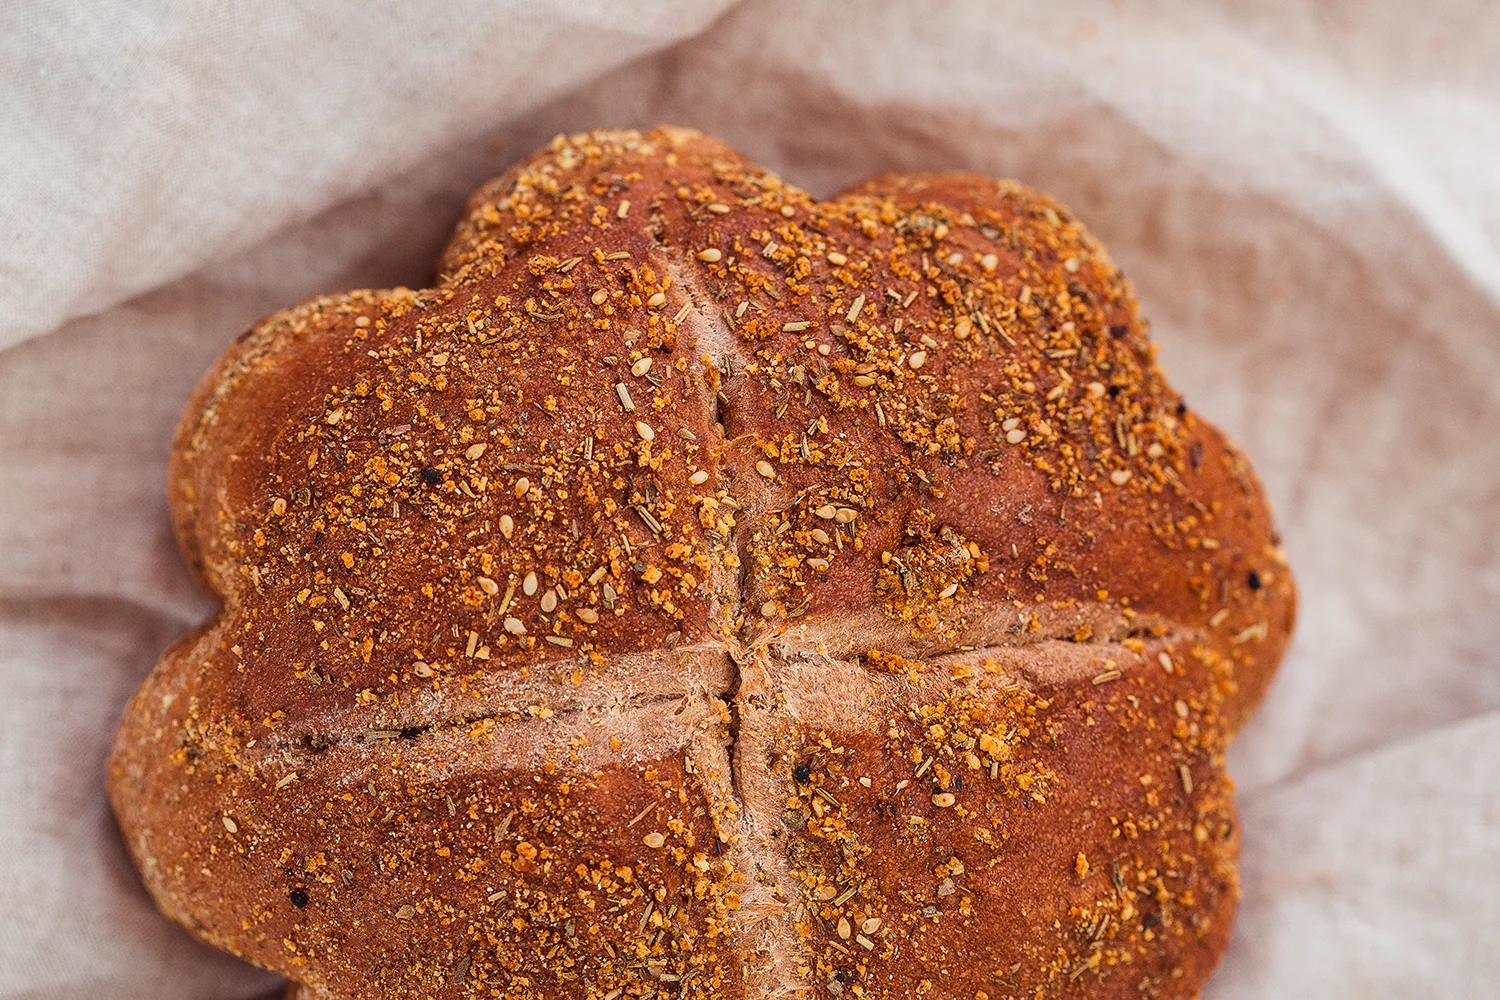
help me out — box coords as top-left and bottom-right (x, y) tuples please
(109, 126), (1295, 1000)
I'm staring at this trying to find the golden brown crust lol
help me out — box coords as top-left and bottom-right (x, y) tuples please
(109, 127), (1294, 1000)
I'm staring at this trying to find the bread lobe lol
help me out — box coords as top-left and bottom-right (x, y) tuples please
(109, 126), (1294, 1000)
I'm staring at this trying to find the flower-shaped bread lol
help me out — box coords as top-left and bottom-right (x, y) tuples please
(110, 127), (1294, 1000)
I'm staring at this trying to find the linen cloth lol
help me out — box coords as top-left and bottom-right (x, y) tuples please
(2, 1), (1498, 996)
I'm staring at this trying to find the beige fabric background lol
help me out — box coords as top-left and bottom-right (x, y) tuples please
(3, 1), (1499, 997)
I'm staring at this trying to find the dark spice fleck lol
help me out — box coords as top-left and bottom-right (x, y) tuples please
(289, 888), (309, 908)
(420, 467), (441, 485)
(794, 762), (812, 784)
(1247, 570), (1262, 591)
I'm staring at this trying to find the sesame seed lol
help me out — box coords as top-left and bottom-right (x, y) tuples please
(540, 589), (558, 613)
(577, 608), (599, 624)
(908, 350), (927, 369)
(760, 601), (777, 618)
(696, 248), (722, 262)
(980, 253), (999, 272)
(466, 443), (487, 460)
(412, 661), (433, 677)
(221, 816), (238, 833)
(862, 917), (882, 934)
(834, 507), (858, 524)
(1064, 257), (1080, 272)
(354, 315), (371, 328)
(1110, 469), (1133, 485)
(853, 375), (876, 388)
(635, 420), (655, 441)
(1006, 428), (1026, 444)
(591, 289), (608, 306)
(503, 617), (525, 635)
(837, 917), (851, 939)
(647, 292), (666, 308)
(617, 200), (630, 218)
(523, 572), (539, 597)
(827, 251), (848, 265)
(631, 357), (653, 377)
(271, 496), (287, 516)
(688, 470), (709, 485)
(938, 583), (959, 599)
(707, 202), (730, 214)
(1175, 699), (1190, 719)
(1159, 652), (1175, 673)
(755, 460), (776, 479)
(810, 528), (830, 544)
(815, 504), (837, 519)
(616, 383), (635, 411)
(477, 576), (499, 596)
(642, 832), (666, 849)
(499, 515), (514, 539)
(807, 558), (830, 572)
(932, 792), (956, 808)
